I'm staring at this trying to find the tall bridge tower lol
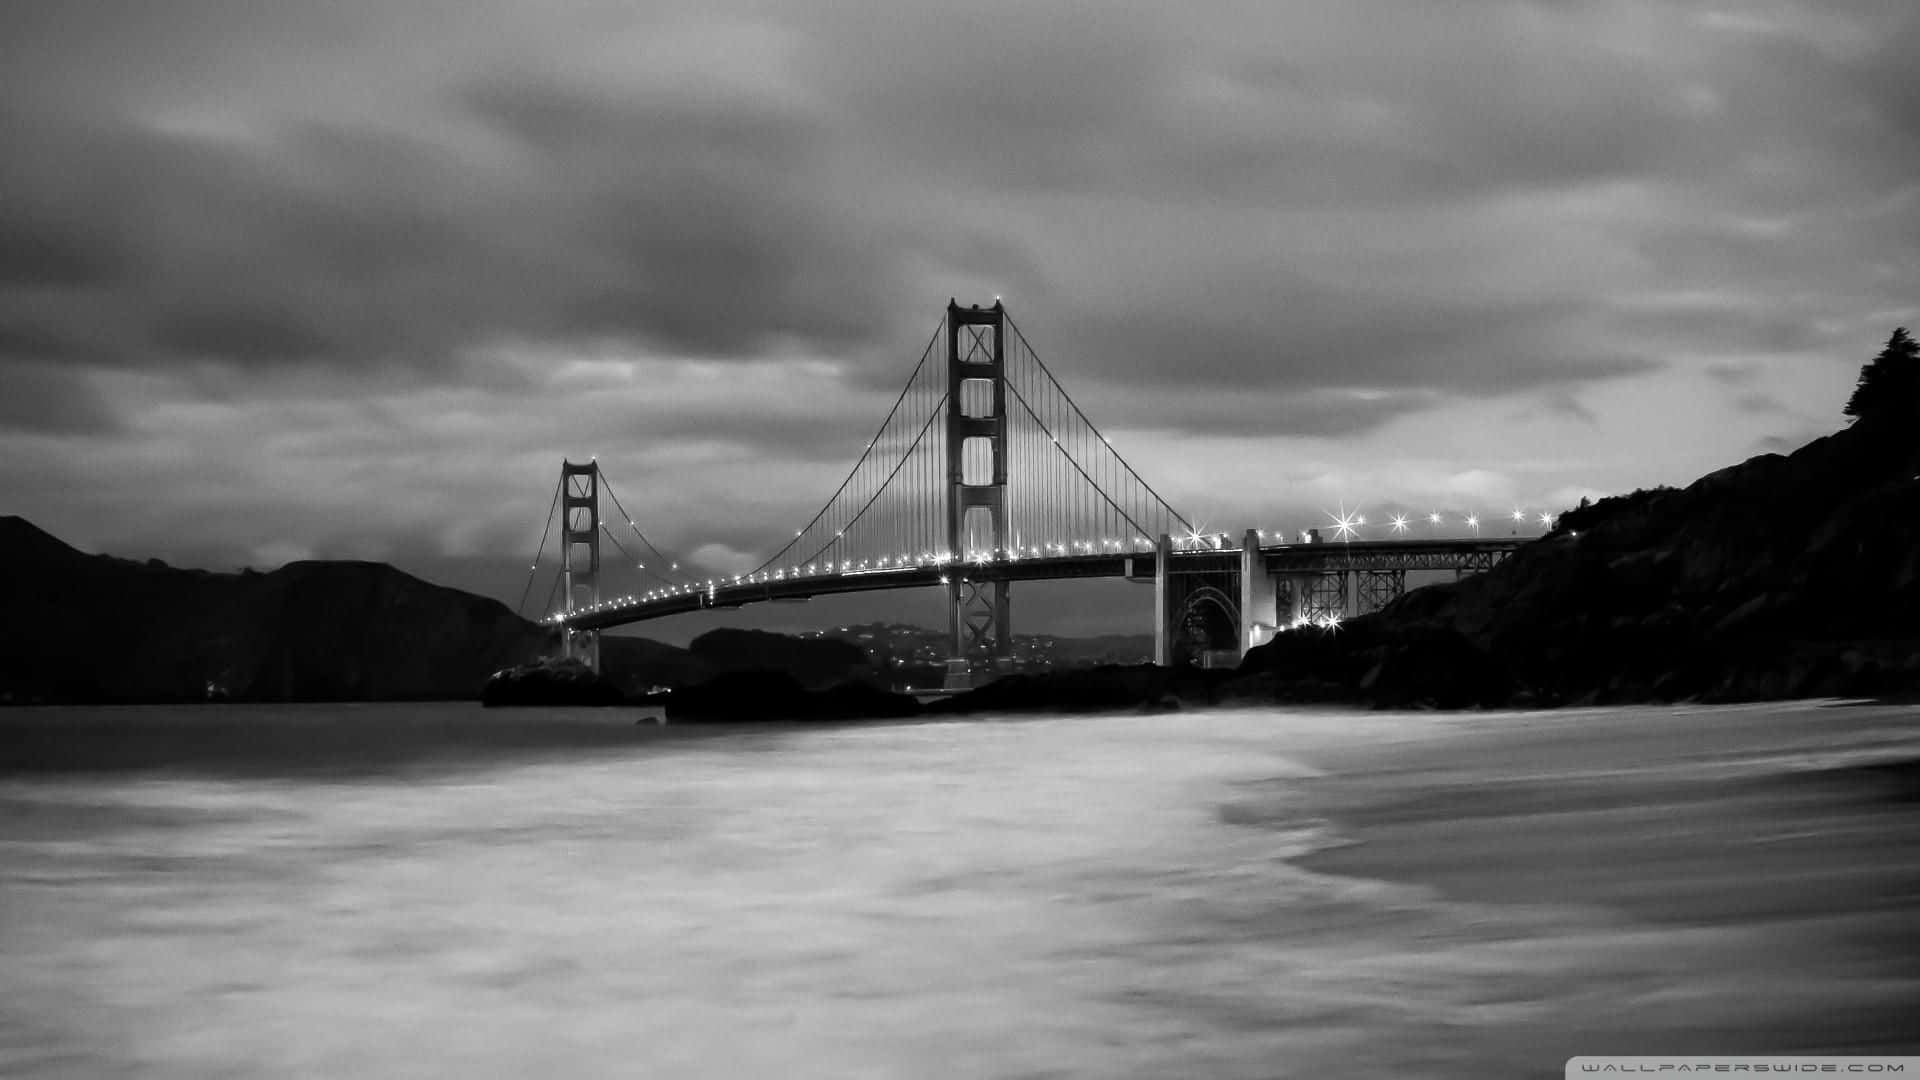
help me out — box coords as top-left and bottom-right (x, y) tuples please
(945, 300), (1012, 686)
(560, 459), (601, 672)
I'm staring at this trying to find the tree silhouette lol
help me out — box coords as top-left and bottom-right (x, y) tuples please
(1843, 327), (1920, 422)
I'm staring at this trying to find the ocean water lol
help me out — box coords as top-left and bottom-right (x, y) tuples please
(2, 703), (1915, 1078)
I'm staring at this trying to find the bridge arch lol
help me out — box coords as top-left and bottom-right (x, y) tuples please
(1172, 584), (1240, 666)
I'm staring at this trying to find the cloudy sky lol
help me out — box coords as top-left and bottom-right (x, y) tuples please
(3, 0), (1916, 636)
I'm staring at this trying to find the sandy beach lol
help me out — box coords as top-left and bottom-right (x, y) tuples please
(1282, 700), (1920, 1063)
(2, 700), (1915, 1077)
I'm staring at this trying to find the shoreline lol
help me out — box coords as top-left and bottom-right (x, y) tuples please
(1268, 700), (1920, 1057)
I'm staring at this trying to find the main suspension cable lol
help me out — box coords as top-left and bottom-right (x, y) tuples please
(516, 474), (563, 617)
(751, 319), (946, 575)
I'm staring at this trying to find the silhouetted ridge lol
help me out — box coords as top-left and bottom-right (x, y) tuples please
(0, 522), (554, 703)
(0, 515), (84, 563)
(1237, 415), (1920, 705)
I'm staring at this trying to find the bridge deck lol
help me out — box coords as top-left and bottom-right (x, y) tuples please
(557, 538), (1523, 632)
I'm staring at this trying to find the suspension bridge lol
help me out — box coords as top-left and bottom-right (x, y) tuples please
(522, 301), (1521, 684)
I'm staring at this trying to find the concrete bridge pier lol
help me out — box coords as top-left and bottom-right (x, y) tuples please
(1152, 533), (1172, 667)
(1240, 529), (1279, 653)
(1152, 531), (1262, 668)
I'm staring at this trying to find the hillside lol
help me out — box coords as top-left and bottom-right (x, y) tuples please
(0, 518), (566, 703)
(1236, 412), (1920, 705)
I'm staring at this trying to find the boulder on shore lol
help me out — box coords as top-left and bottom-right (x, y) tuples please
(662, 669), (922, 723)
(927, 664), (1234, 716)
(482, 657), (625, 707)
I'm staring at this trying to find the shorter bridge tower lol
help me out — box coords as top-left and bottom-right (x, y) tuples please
(945, 300), (1012, 687)
(560, 459), (601, 672)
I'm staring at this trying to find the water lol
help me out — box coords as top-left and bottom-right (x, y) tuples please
(3, 703), (1916, 1077)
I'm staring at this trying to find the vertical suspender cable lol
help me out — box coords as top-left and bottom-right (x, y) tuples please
(516, 474), (563, 617)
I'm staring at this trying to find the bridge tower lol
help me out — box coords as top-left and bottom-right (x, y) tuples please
(560, 459), (601, 672)
(945, 300), (1012, 687)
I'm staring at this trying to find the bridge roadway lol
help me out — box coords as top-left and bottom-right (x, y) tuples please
(556, 537), (1524, 632)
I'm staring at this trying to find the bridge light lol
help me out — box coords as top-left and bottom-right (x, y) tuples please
(1428, 512), (1442, 525)
(1465, 514), (1480, 531)
(1511, 508), (1526, 522)
(1328, 507), (1360, 541)
(1538, 511), (1554, 527)
(1390, 514), (1408, 534)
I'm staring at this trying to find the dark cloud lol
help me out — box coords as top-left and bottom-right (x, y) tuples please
(1047, 289), (1662, 398)
(0, 212), (130, 290)
(0, 361), (121, 434)
(1, 0), (1916, 628)
(1141, 387), (1448, 439)
(152, 305), (337, 363)
(0, 321), (97, 362)
(1539, 390), (1598, 425)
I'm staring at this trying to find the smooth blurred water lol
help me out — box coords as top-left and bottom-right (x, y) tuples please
(2, 703), (1915, 1078)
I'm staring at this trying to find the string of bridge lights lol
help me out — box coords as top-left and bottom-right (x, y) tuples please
(544, 505), (1563, 624)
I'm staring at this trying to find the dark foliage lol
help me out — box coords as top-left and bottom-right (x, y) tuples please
(1843, 326), (1919, 423)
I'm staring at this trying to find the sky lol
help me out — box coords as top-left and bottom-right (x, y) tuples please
(3, 0), (1916, 639)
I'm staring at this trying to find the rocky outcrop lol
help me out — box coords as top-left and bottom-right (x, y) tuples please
(927, 664), (1233, 715)
(599, 635), (712, 695)
(481, 657), (625, 707)
(656, 669), (922, 723)
(1235, 413), (1920, 706)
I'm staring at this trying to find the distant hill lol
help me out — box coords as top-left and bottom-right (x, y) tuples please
(0, 518), (915, 704)
(1236, 410), (1920, 705)
(0, 517), (553, 703)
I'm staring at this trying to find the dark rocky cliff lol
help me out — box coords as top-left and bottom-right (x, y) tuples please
(0, 517), (552, 703)
(1236, 414), (1920, 705)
